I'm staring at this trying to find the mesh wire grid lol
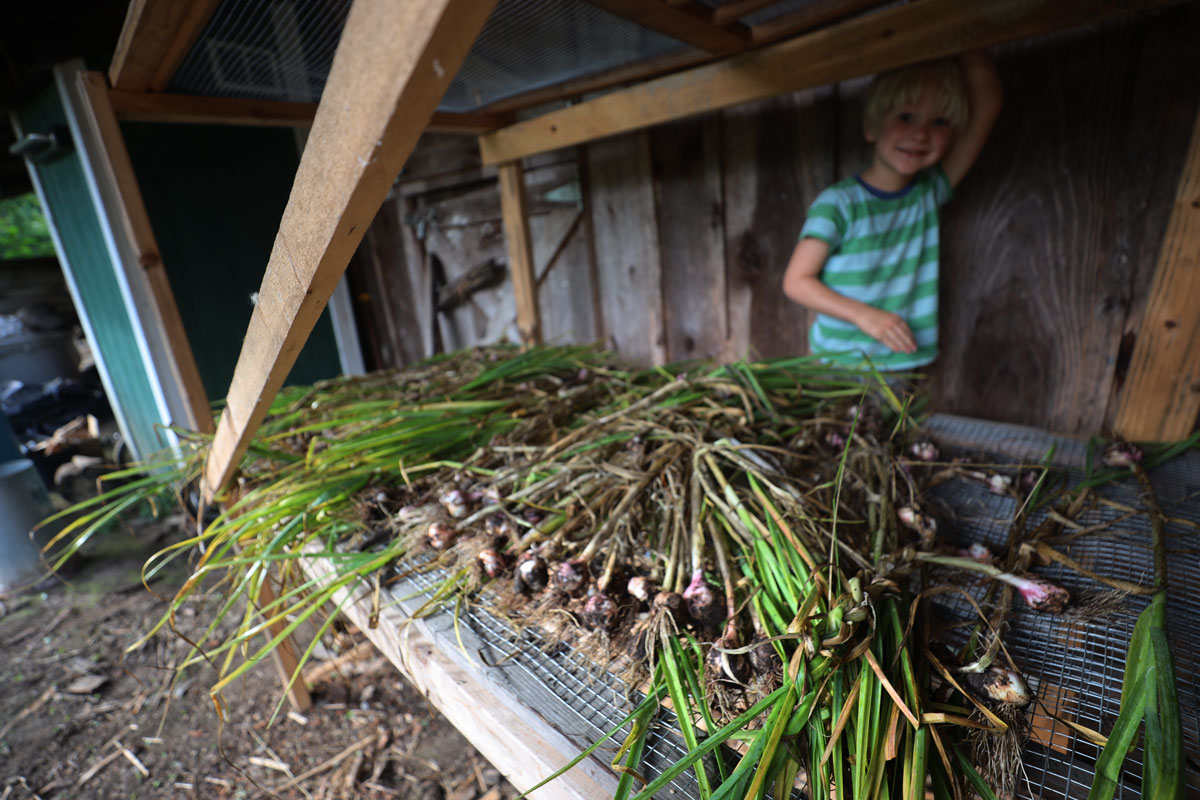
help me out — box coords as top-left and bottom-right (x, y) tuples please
(167, 0), (692, 113)
(377, 413), (1198, 800)
(922, 414), (1200, 799)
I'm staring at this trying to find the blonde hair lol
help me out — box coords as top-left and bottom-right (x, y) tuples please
(863, 59), (969, 137)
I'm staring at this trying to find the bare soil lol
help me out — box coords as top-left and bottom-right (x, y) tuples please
(0, 486), (514, 800)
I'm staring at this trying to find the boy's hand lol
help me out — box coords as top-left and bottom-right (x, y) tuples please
(856, 307), (917, 354)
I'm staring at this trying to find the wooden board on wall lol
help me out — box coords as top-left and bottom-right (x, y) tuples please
(585, 131), (666, 366)
(720, 88), (836, 361)
(652, 115), (729, 363)
(930, 8), (1200, 433)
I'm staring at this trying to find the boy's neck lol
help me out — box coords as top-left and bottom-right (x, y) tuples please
(859, 161), (917, 194)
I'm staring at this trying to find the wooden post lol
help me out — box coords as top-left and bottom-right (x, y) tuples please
(201, 0), (497, 500)
(256, 578), (313, 712)
(497, 161), (543, 345)
(1113, 109), (1200, 442)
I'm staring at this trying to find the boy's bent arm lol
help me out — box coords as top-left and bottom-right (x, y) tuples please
(782, 238), (917, 354)
(941, 49), (1003, 188)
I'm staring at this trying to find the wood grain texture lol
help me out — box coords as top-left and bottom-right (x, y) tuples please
(73, 71), (212, 434)
(498, 161), (542, 344)
(720, 90), (835, 361)
(652, 115), (729, 362)
(109, 91), (317, 127)
(586, 132), (667, 366)
(108, 0), (221, 91)
(1113, 107), (1200, 440)
(203, 0), (496, 499)
(583, 0), (750, 54)
(478, 0), (1186, 165)
(931, 10), (1200, 434)
(303, 557), (618, 800)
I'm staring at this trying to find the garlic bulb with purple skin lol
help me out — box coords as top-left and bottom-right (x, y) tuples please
(897, 506), (938, 548)
(987, 474), (1013, 495)
(683, 569), (724, 628)
(554, 559), (589, 595)
(908, 440), (939, 462)
(653, 590), (685, 623)
(515, 553), (549, 592)
(476, 548), (506, 578)
(626, 575), (656, 604)
(581, 593), (619, 630)
(1101, 441), (1143, 469)
(427, 521), (457, 550)
(967, 665), (1032, 707)
(1011, 575), (1070, 614)
(439, 489), (468, 518)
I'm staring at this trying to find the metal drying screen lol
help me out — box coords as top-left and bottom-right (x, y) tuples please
(385, 413), (1199, 799)
(922, 414), (1200, 799)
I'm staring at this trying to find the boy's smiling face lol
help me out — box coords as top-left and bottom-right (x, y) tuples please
(863, 75), (954, 190)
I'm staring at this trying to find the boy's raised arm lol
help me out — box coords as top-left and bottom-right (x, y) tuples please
(941, 49), (1003, 188)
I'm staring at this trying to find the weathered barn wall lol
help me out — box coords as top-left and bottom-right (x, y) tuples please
(350, 5), (1199, 435)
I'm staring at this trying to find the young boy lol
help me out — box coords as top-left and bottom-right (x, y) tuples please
(782, 51), (1002, 370)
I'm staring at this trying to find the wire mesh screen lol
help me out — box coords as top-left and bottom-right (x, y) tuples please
(167, 0), (692, 113)
(923, 414), (1200, 799)
(383, 414), (1198, 799)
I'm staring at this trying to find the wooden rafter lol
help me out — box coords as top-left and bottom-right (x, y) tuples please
(479, 0), (1186, 166)
(201, 0), (497, 499)
(1113, 107), (1200, 442)
(107, 90), (513, 132)
(583, 0), (751, 54)
(710, 0), (786, 25)
(748, 0), (887, 44)
(109, 0), (222, 91)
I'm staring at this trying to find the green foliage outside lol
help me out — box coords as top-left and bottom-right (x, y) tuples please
(0, 192), (56, 259)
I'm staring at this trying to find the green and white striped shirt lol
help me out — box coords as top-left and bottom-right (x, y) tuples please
(799, 166), (952, 370)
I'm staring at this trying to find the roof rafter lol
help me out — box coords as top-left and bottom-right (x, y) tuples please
(108, 0), (222, 91)
(479, 0), (1187, 166)
(582, 0), (751, 55)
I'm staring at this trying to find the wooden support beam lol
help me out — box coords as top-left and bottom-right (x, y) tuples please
(583, 0), (751, 54)
(498, 162), (542, 344)
(109, 0), (222, 91)
(201, 0), (497, 500)
(257, 578), (312, 713)
(748, 0), (887, 44)
(108, 90), (513, 133)
(710, 0), (787, 25)
(109, 91), (318, 127)
(479, 0), (1185, 166)
(1113, 109), (1200, 442)
(74, 71), (213, 434)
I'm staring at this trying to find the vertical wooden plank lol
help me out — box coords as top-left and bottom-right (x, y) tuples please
(653, 115), (728, 362)
(73, 71), (212, 434)
(534, 203), (598, 346)
(585, 132), (666, 366)
(257, 578), (312, 713)
(497, 161), (542, 344)
(1113, 108), (1200, 441)
(721, 89), (835, 361)
(203, 0), (497, 498)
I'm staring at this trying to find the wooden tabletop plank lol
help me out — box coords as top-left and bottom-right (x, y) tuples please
(201, 0), (497, 499)
(479, 0), (1185, 166)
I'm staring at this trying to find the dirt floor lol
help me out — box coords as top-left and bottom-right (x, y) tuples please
(0, 480), (516, 800)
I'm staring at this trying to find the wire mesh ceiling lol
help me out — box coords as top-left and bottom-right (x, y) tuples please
(167, 0), (701, 113)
